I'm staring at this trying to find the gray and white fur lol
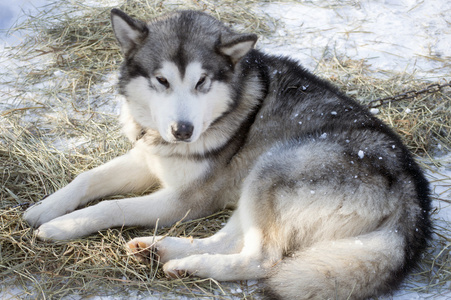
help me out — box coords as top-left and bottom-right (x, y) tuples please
(24, 9), (432, 299)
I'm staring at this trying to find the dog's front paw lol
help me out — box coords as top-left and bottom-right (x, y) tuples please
(24, 184), (84, 228)
(34, 213), (93, 241)
(24, 197), (64, 228)
(35, 220), (74, 241)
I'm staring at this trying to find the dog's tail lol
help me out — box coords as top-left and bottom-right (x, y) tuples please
(264, 230), (407, 299)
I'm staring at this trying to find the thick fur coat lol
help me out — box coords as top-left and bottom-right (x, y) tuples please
(24, 10), (432, 299)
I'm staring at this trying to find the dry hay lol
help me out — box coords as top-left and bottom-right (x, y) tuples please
(1, 0), (450, 298)
(316, 55), (451, 156)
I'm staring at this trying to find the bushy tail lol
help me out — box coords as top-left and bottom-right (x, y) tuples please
(265, 231), (405, 300)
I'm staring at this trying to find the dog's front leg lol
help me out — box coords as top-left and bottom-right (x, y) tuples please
(24, 145), (157, 228)
(34, 188), (204, 241)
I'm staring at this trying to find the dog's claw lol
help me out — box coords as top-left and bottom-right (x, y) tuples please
(128, 240), (152, 263)
(127, 239), (162, 264)
(165, 268), (191, 279)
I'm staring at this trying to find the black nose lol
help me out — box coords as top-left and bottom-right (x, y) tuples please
(171, 122), (194, 141)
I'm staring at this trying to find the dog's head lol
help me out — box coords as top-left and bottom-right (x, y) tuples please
(111, 9), (257, 143)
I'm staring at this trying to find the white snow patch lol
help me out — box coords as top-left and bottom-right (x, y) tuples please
(258, 0), (451, 79)
(358, 150), (365, 159)
(370, 108), (380, 115)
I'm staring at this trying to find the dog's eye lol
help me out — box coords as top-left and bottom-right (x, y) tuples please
(156, 76), (170, 88)
(195, 75), (207, 90)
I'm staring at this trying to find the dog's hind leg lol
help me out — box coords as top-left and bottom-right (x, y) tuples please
(158, 168), (285, 281)
(128, 211), (244, 264)
(160, 208), (277, 280)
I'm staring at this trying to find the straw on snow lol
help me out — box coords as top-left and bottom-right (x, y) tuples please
(1, 0), (450, 298)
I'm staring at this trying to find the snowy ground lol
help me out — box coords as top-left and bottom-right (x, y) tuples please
(1, 0), (450, 299)
(257, 0), (450, 80)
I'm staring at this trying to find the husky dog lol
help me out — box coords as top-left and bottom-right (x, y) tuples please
(24, 9), (432, 299)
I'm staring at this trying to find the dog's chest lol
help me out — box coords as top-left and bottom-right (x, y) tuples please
(147, 154), (210, 188)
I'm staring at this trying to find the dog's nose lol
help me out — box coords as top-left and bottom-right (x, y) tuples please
(171, 122), (194, 141)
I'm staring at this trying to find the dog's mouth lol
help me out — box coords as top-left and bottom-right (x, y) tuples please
(169, 138), (193, 144)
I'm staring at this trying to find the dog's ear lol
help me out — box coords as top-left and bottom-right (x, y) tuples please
(111, 9), (148, 55)
(218, 33), (258, 64)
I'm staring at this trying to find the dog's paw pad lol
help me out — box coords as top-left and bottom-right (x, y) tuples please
(127, 239), (159, 264)
(164, 267), (192, 279)
(163, 259), (196, 279)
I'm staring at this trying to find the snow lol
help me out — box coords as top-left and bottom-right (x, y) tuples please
(0, 1), (44, 31)
(258, 0), (451, 80)
(1, 0), (450, 299)
(358, 150), (365, 159)
(428, 153), (451, 223)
